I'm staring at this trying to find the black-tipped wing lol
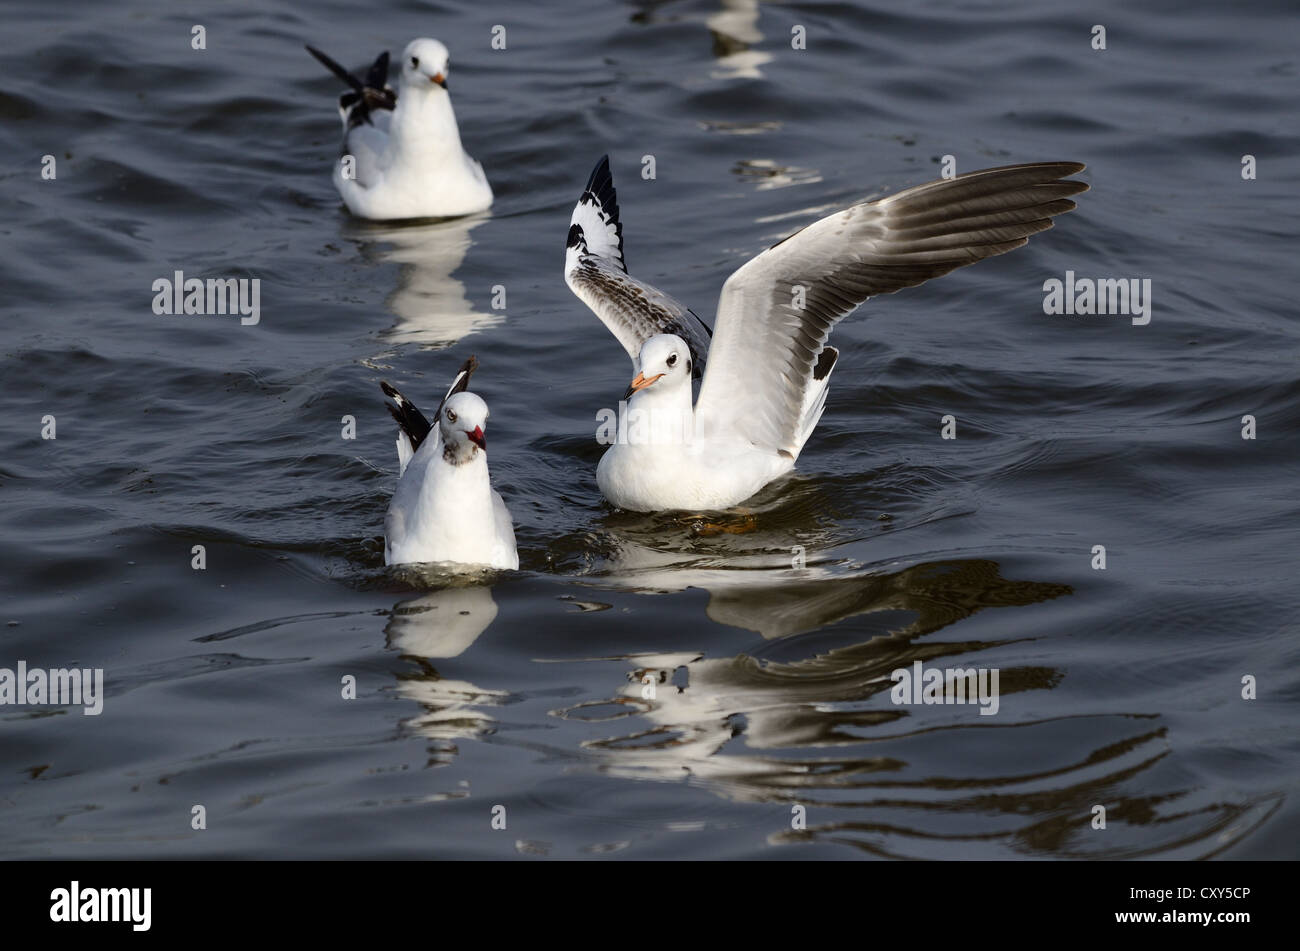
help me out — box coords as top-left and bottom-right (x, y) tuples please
(571, 155), (626, 271)
(381, 381), (433, 454)
(364, 51), (390, 92)
(435, 355), (478, 418)
(695, 162), (1089, 455)
(381, 356), (479, 455)
(564, 155), (712, 377)
(306, 44), (397, 129)
(306, 44), (364, 93)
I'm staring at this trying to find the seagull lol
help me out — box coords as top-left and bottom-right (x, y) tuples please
(381, 357), (518, 569)
(565, 155), (1088, 512)
(305, 38), (493, 220)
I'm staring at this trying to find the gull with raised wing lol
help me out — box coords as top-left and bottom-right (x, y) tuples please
(306, 38), (492, 220)
(564, 155), (1088, 512)
(381, 357), (518, 569)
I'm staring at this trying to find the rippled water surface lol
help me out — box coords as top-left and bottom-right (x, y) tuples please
(1, 0), (1297, 859)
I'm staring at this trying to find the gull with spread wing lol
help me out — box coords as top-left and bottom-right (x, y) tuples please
(564, 155), (1087, 512)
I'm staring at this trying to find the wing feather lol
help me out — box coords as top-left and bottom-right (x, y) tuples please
(695, 162), (1088, 455)
(381, 356), (479, 475)
(306, 44), (396, 133)
(564, 156), (711, 375)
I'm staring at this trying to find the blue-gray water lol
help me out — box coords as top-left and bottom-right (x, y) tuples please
(1, 0), (1297, 859)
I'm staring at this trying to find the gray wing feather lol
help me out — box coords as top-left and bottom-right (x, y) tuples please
(566, 256), (711, 375)
(695, 162), (1088, 455)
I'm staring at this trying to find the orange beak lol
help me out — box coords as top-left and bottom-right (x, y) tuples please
(432, 73), (447, 88)
(623, 371), (664, 401)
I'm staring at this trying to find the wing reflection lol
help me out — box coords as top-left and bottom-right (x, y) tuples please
(556, 552), (1280, 857)
(707, 0), (773, 80)
(546, 550), (1259, 857)
(587, 519), (1051, 638)
(559, 558), (1069, 767)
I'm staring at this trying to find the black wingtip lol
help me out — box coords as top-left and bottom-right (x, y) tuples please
(566, 223), (586, 251)
(575, 155), (625, 269)
(306, 43), (365, 95)
(366, 51), (390, 90)
(380, 379), (433, 453)
(583, 155), (617, 212)
(436, 356), (480, 416)
(813, 346), (839, 382)
(585, 154), (611, 193)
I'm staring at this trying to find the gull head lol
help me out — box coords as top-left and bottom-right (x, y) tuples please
(625, 333), (691, 401)
(400, 38), (450, 90)
(440, 391), (488, 463)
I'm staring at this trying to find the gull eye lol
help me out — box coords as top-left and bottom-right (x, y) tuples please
(666, 353), (679, 368)
(410, 56), (419, 68)
(446, 408), (456, 423)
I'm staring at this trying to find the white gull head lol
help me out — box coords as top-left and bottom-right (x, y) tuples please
(440, 391), (489, 464)
(400, 38), (450, 91)
(627, 333), (692, 402)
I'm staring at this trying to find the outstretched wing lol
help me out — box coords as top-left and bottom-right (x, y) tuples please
(564, 155), (711, 377)
(695, 162), (1089, 455)
(306, 45), (396, 131)
(381, 356), (479, 476)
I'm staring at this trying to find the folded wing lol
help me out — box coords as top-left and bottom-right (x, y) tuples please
(305, 44), (396, 132)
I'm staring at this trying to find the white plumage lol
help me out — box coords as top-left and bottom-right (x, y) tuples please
(381, 361), (517, 570)
(307, 38), (492, 220)
(566, 156), (1089, 512)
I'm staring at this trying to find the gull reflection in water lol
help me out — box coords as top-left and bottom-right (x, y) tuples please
(707, 0), (772, 80)
(585, 515), (877, 638)
(343, 214), (502, 349)
(559, 545), (1280, 857)
(384, 578), (505, 756)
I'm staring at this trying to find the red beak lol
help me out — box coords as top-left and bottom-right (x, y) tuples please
(467, 426), (485, 450)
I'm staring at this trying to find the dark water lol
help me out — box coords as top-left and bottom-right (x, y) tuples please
(1, 0), (1297, 859)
